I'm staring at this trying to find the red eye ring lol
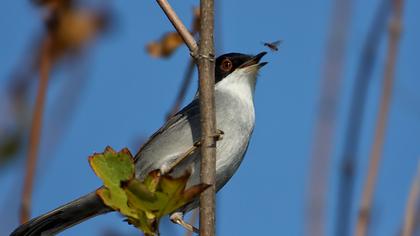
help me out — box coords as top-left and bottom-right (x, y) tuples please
(220, 59), (233, 72)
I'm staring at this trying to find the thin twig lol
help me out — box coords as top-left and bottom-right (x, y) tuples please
(306, 0), (353, 235)
(402, 162), (420, 236)
(166, 58), (195, 120)
(20, 37), (52, 223)
(354, 0), (405, 235)
(334, 2), (391, 236)
(412, 205), (420, 236)
(197, 0), (216, 235)
(155, 0), (199, 58)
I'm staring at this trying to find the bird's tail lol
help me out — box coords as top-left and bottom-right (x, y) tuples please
(11, 191), (111, 236)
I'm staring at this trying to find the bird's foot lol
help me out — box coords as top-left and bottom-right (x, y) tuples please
(170, 212), (199, 234)
(214, 129), (224, 141)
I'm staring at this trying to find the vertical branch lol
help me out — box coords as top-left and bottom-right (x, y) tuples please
(155, 1), (216, 234)
(20, 37), (52, 223)
(197, 0), (216, 236)
(334, 2), (391, 236)
(412, 205), (420, 236)
(354, 0), (405, 235)
(306, 0), (352, 235)
(402, 162), (420, 236)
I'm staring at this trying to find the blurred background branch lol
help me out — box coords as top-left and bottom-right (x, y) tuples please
(401, 162), (420, 236)
(334, 1), (391, 236)
(355, 0), (405, 235)
(8, 0), (111, 224)
(20, 35), (52, 223)
(306, 0), (353, 235)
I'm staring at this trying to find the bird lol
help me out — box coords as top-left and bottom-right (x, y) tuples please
(11, 51), (268, 235)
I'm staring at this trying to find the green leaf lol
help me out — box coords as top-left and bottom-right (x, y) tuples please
(89, 147), (137, 218)
(88, 146), (210, 235)
(89, 146), (134, 187)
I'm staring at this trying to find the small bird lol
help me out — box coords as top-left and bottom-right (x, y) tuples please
(11, 51), (268, 235)
(262, 40), (282, 52)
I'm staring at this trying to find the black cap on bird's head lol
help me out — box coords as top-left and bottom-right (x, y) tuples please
(215, 52), (268, 83)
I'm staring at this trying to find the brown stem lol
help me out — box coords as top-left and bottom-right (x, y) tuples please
(155, 0), (216, 234)
(334, 2), (391, 236)
(306, 0), (353, 235)
(155, 0), (199, 58)
(402, 162), (420, 236)
(411, 205), (420, 236)
(20, 37), (52, 223)
(197, 0), (216, 235)
(354, 0), (405, 235)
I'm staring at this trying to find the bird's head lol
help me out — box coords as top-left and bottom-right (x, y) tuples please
(215, 51), (268, 94)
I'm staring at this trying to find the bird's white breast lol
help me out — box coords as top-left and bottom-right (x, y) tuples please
(212, 72), (256, 189)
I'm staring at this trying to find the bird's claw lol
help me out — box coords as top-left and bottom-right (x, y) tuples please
(214, 129), (224, 141)
(170, 212), (199, 234)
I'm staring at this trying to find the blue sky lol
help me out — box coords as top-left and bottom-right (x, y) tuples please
(1, 0), (419, 235)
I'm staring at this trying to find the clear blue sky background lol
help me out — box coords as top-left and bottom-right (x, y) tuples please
(1, 0), (419, 235)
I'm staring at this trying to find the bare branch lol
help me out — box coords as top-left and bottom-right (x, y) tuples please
(334, 2), (391, 236)
(355, 0), (405, 235)
(306, 1), (353, 235)
(402, 162), (420, 236)
(197, 0), (216, 235)
(155, 0), (199, 58)
(20, 37), (52, 223)
(155, 0), (216, 234)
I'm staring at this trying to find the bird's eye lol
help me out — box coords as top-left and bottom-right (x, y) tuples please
(220, 59), (233, 72)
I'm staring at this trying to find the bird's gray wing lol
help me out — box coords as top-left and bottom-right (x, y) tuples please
(135, 99), (199, 158)
(134, 99), (201, 178)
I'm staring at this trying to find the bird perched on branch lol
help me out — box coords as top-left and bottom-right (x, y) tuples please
(11, 51), (268, 235)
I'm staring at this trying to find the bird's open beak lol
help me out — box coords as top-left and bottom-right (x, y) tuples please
(238, 51), (268, 69)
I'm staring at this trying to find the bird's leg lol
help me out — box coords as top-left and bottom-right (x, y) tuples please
(160, 129), (224, 175)
(170, 212), (199, 234)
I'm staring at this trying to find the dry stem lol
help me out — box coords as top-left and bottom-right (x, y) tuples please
(155, 0), (216, 235)
(354, 0), (405, 235)
(306, 1), (352, 235)
(20, 37), (51, 223)
(334, 2), (391, 236)
(197, 0), (216, 235)
(402, 162), (420, 236)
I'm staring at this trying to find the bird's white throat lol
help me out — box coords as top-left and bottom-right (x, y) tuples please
(215, 66), (259, 104)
